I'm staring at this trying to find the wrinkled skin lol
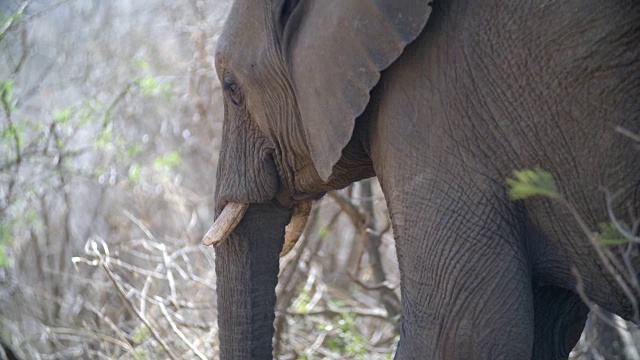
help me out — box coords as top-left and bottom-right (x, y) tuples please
(210, 0), (640, 359)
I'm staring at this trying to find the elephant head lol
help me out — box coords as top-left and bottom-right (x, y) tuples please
(207, 0), (432, 357)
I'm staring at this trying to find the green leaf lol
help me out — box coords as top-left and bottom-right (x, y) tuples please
(1, 122), (25, 148)
(53, 107), (73, 125)
(137, 75), (173, 99)
(79, 99), (102, 125)
(126, 142), (143, 158)
(1, 79), (14, 113)
(318, 226), (330, 239)
(153, 151), (181, 171)
(132, 349), (148, 360)
(597, 222), (629, 246)
(138, 76), (160, 97)
(128, 163), (142, 183)
(294, 287), (312, 313)
(95, 124), (113, 149)
(132, 325), (150, 344)
(506, 167), (561, 200)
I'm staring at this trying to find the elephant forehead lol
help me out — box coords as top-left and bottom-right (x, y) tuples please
(215, 0), (272, 76)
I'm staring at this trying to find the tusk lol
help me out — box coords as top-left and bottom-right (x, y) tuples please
(280, 200), (313, 257)
(202, 202), (249, 246)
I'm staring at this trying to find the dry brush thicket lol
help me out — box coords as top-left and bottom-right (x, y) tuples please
(0, 1), (637, 359)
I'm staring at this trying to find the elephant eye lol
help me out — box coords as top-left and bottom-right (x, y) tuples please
(224, 81), (244, 107)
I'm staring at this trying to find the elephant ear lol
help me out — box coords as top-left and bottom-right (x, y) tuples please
(285, 0), (432, 181)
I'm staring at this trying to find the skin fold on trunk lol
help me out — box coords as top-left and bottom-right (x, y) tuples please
(215, 203), (292, 359)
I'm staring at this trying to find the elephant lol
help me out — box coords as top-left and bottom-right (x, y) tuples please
(204, 0), (640, 358)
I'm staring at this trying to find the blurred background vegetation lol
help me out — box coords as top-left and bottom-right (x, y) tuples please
(0, 1), (637, 359)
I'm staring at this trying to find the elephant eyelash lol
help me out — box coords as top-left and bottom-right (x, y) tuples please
(224, 82), (243, 106)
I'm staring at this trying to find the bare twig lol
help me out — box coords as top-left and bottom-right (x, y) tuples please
(572, 268), (629, 330)
(604, 188), (640, 244)
(559, 197), (639, 322)
(123, 210), (156, 241)
(288, 307), (389, 321)
(86, 240), (179, 360)
(349, 275), (398, 292)
(20, 0), (73, 23)
(158, 302), (207, 360)
(615, 126), (640, 144)
(359, 179), (401, 317)
(302, 330), (329, 358)
(83, 303), (135, 354)
(327, 191), (366, 227)
(0, 0), (32, 43)
(46, 327), (130, 350)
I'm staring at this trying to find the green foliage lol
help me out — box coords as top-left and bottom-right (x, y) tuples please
(0, 223), (12, 268)
(294, 286), (312, 313)
(1, 121), (24, 149)
(153, 151), (181, 172)
(318, 226), (330, 239)
(597, 222), (630, 246)
(127, 163), (142, 183)
(132, 349), (148, 360)
(0, 8), (25, 43)
(19, 208), (40, 229)
(131, 326), (151, 360)
(132, 324), (150, 345)
(0, 4), (235, 358)
(1, 79), (14, 112)
(79, 99), (104, 125)
(336, 315), (367, 357)
(320, 314), (367, 359)
(508, 168), (634, 248)
(53, 107), (73, 125)
(95, 123), (114, 150)
(137, 75), (172, 99)
(126, 142), (144, 158)
(506, 167), (560, 200)
(133, 58), (173, 99)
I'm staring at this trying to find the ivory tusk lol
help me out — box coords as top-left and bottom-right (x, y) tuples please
(202, 202), (249, 246)
(280, 200), (313, 257)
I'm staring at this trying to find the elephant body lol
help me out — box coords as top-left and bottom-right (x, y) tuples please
(369, 2), (638, 357)
(209, 0), (640, 358)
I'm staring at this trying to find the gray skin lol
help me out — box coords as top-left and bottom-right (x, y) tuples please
(212, 0), (640, 359)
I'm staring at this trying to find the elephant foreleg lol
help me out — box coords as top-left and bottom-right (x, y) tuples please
(386, 181), (536, 359)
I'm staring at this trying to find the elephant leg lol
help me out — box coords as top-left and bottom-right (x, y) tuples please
(385, 183), (535, 359)
(531, 285), (588, 359)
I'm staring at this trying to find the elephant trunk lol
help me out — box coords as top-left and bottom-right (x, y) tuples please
(214, 203), (291, 359)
